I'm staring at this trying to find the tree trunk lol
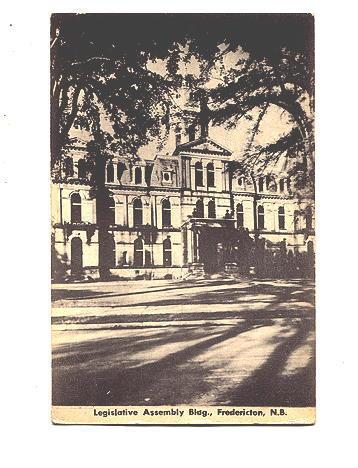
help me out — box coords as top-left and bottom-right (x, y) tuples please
(94, 152), (111, 280)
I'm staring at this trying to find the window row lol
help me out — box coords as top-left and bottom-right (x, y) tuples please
(63, 158), (145, 185)
(63, 157), (87, 179)
(257, 176), (291, 193)
(107, 163), (144, 184)
(192, 199), (216, 218)
(195, 162), (215, 188)
(256, 205), (285, 230)
(70, 193), (312, 231)
(133, 237), (172, 267)
(254, 205), (312, 230)
(70, 193), (172, 227)
(70, 236), (173, 270)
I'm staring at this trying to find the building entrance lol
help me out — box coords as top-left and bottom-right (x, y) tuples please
(199, 231), (224, 273)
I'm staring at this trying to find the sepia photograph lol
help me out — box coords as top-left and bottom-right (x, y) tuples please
(50, 13), (315, 424)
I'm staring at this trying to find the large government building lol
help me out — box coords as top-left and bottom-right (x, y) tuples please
(51, 110), (315, 280)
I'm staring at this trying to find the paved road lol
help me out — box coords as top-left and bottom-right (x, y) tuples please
(52, 278), (315, 406)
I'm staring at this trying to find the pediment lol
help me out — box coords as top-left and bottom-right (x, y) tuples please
(173, 137), (232, 157)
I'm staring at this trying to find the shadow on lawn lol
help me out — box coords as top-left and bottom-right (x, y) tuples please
(51, 278), (238, 302)
(52, 316), (315, 407)
(52, 279), (315, 311)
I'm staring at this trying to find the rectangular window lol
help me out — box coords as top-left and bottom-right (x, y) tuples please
(278, 206), (285, 230)
(257, 206), (265, 230)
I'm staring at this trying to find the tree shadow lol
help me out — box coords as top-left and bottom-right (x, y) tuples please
(52, 320), (272, 405)
(218, 317), (315, 406)
(51, 278), (239, 302)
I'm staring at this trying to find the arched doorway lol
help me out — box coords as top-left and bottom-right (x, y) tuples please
(71, 237), (83, 275)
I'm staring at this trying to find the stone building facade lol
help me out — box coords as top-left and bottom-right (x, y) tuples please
(51, 124), (315, 280)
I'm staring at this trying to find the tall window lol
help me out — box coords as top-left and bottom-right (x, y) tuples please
(70, 193), (81, 223)
(162, 199), (171, 227)
(107, 162), (114, 182)
(306, 207), (312, 230)
(265, 176), (277, 192)
(77, 159), (86, 179)
(134, 167), (142, 184)
(133, 237), (144, 267)
(237, 203), (244, 227)
(64, 157), (74, 177)
(257, 205), (265, 230)
(208, 199), (216, 218)
(195, 162), (203, 187)
(278, 206), (285, 229)
(258, 177), (264, 192)
(188, 124), (196, 142)
(279, 178), (285, 192)
(163, 237), (172, 266)
(207, 163), (215, 187)
(117, 162), (126, 182)
(195, 199), (204, 218)
(133, 198), (143, 226)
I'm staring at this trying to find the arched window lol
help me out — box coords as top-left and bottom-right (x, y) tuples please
(306, 206), (312, 230)
(258, 177), (264, 192)
(279, 179), (285, 192)
(71, 237), (83, 275)
(70, 193), (81, 223)
(163, 237), (172, 266)
(237, 203), (244, 227)
(266, 176), (271, 190)
(133, 237), (144, 267)
(162, 199), (171, 227)
(134, 167), (142, 184)
(238, 177), (245, 188)
(207, 163), (215, 187)
(195, 199), (204, 218)
(106, 162), (114, 182)
(77, 159), (86, 179)
(117, 162), (126, 182)
(195, 162), (203, 187)
(278, 206), (285, 230)
(265, 176), (277, 192)
(188, 124), (196, 142)
(106, 197), (115, 225)
(257, 205), (265, 230)
(133, 198), (143, 226)
(64, 157), (74, 177)
(208, 199), (216, 218)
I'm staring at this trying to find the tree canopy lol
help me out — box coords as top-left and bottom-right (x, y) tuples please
(51, 13), (314, 194)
